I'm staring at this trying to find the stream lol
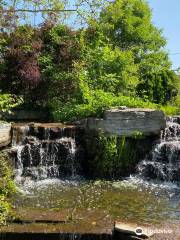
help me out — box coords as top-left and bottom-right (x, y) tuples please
(5, 118), (180, 235)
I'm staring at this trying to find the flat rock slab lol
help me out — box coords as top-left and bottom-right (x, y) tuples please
(14, 208), (69, 223)
(104, 108), (162, 119)
(82, 108), (166, 136)
(2, 208), (113, 235)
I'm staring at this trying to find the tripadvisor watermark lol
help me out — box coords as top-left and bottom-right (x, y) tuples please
(135, 227), (173, 236)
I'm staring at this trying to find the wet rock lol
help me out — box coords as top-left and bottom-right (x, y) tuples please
(11, 124), (84, 180)
(167, 116), (180, 125)
(114, 222), (154, 239)
(137, 118), (180, 182)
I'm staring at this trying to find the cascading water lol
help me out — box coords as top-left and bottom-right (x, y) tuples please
(10, 123), (83, 182)
(4, 120), (180, 237)
(137, 117), (180, 182)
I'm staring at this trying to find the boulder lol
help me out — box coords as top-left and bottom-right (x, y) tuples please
(81, 109), (166, 137)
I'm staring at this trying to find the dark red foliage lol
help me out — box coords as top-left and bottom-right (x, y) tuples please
(0, 24), (81, 107)
(18, 58), (41, 87)
(1, 26), (42, 95)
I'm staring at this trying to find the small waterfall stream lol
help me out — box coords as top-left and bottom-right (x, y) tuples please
(10, 119), (180, 183)
(11, 123), (83, 182)
(4, 120), (179, 237)
(137, 117), (180, 182)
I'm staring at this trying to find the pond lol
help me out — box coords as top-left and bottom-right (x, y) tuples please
(10, 176), (179, 233)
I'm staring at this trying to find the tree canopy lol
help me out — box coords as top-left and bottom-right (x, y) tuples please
(0, 0), (179, 118)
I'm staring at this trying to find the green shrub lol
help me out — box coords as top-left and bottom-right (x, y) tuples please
(0, 94), (22, 113)
(159, 105), (179, 116)
(0, 152), (16, 225)
(88, 133), (138, 178)
(0, 195), (11, 225)
(52, 90), (158, 122)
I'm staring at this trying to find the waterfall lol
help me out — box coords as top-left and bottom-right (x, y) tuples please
(137, 117), (180, 182)
(11, 123), (83, 182)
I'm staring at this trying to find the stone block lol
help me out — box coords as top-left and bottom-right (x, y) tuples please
(83, 109), (166, 136)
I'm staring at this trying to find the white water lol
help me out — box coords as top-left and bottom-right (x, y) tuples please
(8, 121), (180, 227)
(11, 125), (80, 183)
(11, 119), (180, 188)
(137, 117), (180, 182)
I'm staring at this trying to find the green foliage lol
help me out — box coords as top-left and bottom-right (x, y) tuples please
(98, 0), (166, 50)
(160, 105), (179, 116)
(0, 152), (16, 225)
(0, 0), (178, 119)
(90, 133), (137, 178)
(0, 94), (22, 112)
(0, 195), (11, 225)
(84, 0), (175, 104)
(173, 74), (180, 110)
(79, 35), (139, 95)
(39, 25), (81, 105)
(137, 70), (177, 104)
(52, 90), (158, 122)
(131, 130), (144, 139)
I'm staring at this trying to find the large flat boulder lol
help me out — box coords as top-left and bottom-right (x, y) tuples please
(0, 122), (11, 147)
(81, 108), (166, 137)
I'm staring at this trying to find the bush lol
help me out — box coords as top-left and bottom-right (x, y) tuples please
(0, 152), (16, 225)
(0, 195), (11, 225)
(0, 94), (22, 113)
(0, 24), (81, 108)
(160, 105), (179, 116)
(52, 90), (158, 122)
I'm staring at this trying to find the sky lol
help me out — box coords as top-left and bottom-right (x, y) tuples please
(148, 0), (180, 70)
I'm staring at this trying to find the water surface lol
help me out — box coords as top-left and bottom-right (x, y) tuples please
(12, 177), (180, 226)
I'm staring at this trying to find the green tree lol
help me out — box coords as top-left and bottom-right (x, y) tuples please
(79, 29), (139, 95)
(136, 70), (177, 104)
(85, 0), (176, 103)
